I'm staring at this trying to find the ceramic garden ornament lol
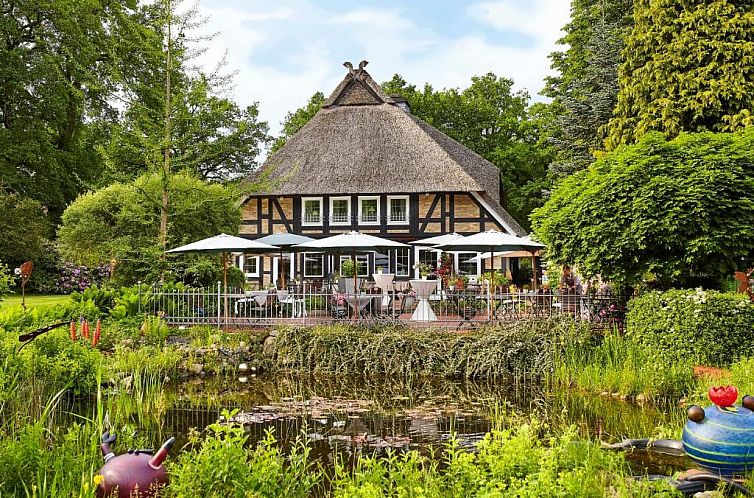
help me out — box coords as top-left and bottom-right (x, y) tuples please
(682, 385), (754, 476)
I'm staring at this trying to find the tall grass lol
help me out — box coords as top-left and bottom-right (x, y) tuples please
(550, 331), (695, 401)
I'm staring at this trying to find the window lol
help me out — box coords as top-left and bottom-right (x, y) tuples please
(394, 248), (410, 276)
(330, 197), (350, 225)
(303, 253), (324, 277)
(359, 196), (379, 224)
(388, 196), (409, 224)
(457, 252), (479, 276)
(375, 252), (390, 273)
(339, 255), (369, 277)
(302, 197), (322, 225)
(241, 254), (259, 278)
(418, 248), (438, 268)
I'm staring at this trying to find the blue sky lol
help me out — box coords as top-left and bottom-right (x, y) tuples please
(195, 0), (570, 137)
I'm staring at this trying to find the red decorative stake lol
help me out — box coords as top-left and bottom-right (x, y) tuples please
(92, 320), (101, 347)
(709, 385), (738, 407)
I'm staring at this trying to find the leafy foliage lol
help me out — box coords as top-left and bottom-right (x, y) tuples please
(606, 0), (754, 149)
(626, 289), (754, 367)
(532, 130), (754, 288)
(0, 265), (13, 304)
(0, 193), (51, 269)
(58, 171), (241, 285)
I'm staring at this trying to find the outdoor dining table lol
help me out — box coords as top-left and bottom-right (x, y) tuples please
(409, 279), (438, 321)
(345, 294), (381, 317)
(234, 290), (269, 315)
(372, 273), (394, 307)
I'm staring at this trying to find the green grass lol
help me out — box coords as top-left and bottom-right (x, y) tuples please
(0, 294), (71, 311)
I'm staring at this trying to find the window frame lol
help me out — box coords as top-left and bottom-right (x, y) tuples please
(301, 197), (323, 226)
(358, 196), (380, 225)
(456, 252), (480, 276)
(387, 195), (409, 225)
(241, 254), (260, 278)
(303, 252), (324, 278)
(329, 196), (351, 226)
(339, 254), (369, 277)
(394, 248), (410, 277)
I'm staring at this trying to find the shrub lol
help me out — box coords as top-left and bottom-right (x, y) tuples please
(0, 264), (13, 305)
(626, 289), (754, 366)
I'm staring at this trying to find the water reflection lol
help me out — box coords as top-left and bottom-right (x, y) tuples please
(134, 374), (691, 475)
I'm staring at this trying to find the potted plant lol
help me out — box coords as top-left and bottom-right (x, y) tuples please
(413, 262), (433, 279)
(339, 259), (361, 294)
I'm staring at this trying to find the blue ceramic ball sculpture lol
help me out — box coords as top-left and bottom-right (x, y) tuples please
(682, 387), (754, 476)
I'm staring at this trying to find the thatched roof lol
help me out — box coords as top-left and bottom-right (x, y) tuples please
(250, 61), (525, 235)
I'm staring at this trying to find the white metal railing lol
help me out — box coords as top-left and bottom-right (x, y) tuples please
(359, 213), (378, 223)
(389, 210), (407, 223)
(330, 213), (350, 224)
(146, 283), (624, 330)
(303, 213), (321, 224)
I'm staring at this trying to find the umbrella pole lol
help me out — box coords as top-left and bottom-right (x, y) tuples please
(223, 252), (228, 328)
(353, 248), (358, 322)
(531, 251), (538, 291)
(280, 251), (286, 289)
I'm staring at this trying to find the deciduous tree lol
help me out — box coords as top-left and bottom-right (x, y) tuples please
(532, 130), (754, 288)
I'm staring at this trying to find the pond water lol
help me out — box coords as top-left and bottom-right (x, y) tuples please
(68, 374), (693, 477)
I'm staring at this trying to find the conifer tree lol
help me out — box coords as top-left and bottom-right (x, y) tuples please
(606, 0), (754, 149)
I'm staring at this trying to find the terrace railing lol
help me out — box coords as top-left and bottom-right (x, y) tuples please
(145, 283), (624, 330)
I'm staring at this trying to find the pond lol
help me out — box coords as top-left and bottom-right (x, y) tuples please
(69, 374), (692, 478)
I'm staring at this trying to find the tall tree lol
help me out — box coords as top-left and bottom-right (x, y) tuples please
(606, 0), (754, 149)
(0, 0), (149, 218)
(544, 0), (633, 176)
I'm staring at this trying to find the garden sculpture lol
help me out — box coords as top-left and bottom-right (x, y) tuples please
(605, 385), (754, 496)
(95, 432), (175, 498)
(734, 268), (754, 301)
(15, 261), (33, 310)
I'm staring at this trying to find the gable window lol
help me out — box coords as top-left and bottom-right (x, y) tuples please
(330, 197), (351, 225)
(303, 253), (324, 277)
(388, 196), (409, 224)
(359, 196), (379, 224)
(302, 197), (322, 225)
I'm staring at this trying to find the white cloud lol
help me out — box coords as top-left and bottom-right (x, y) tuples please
(192, 0), (570, 145)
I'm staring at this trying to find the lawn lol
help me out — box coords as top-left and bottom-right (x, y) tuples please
(1, 294), (71, 311)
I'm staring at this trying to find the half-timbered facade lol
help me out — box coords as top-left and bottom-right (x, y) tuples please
(238, 61), (527, 286)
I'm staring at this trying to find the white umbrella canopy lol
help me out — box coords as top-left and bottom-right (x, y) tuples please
(466, 250), (544, 262)
(295, 231), (409, 252)
(435, 230), (545, 292)
(166, 233), (279, 326)
(409, 232), (465, 246)
(165, 233), (278, 254)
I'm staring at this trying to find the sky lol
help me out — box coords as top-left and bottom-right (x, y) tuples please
(195, 0), (571, 137)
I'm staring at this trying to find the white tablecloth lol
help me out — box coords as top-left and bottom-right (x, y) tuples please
(373, 273), (394, 307)
(409, 279), (437, 321)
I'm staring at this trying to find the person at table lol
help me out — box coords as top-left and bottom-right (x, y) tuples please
(559, 265), (582, 313)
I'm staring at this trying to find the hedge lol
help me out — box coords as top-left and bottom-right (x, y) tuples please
(626, 289), (754, 366)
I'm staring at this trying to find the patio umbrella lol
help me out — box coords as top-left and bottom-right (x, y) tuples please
(435, 229), (545, 295)
(409, 232), (465, 246)
(255, 233), (314, 288)
(165, 233), (279, 325)
(294, 231), (409, 320)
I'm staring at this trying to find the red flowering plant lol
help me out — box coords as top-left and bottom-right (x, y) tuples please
(709, 385), (738, 407)
(436, 254), (453, 285)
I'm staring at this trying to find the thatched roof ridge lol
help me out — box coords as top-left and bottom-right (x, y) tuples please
(324, 61), (394, 107)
